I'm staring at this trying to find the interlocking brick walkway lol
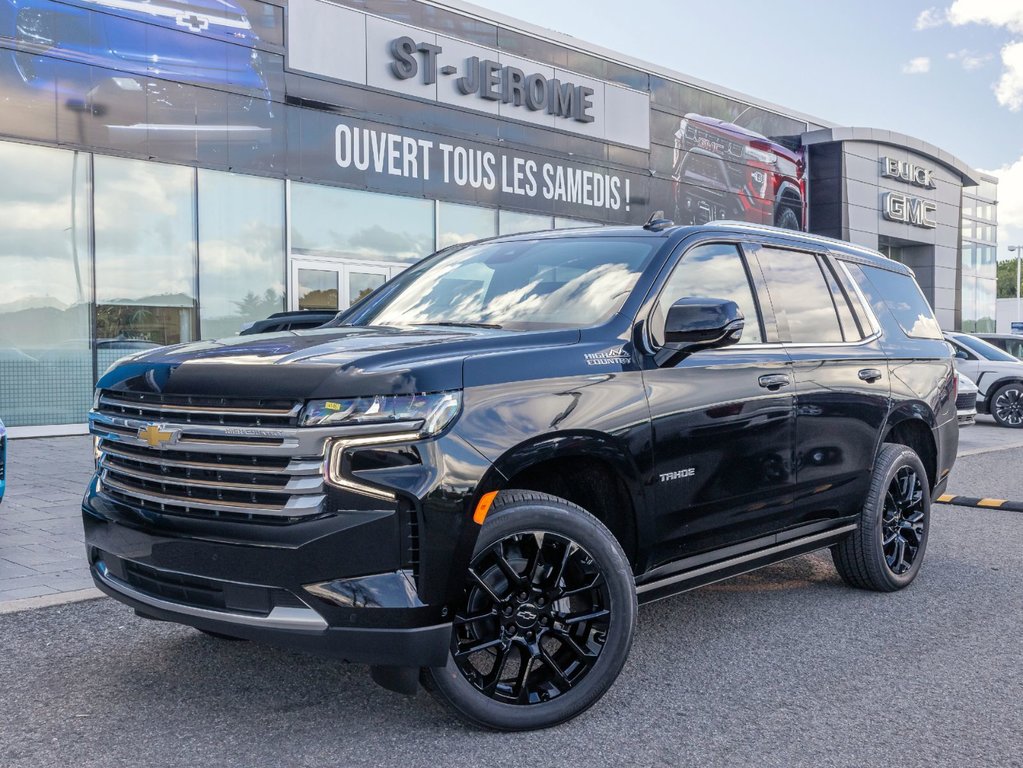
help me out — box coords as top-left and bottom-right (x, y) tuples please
(0, 436), (95, 602)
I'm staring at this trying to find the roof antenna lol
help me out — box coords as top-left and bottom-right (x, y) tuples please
(643, 210), (675, 231)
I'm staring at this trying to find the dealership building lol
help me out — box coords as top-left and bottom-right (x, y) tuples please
(0, 0), (998, 434)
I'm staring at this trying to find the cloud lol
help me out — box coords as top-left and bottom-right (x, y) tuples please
(995, 41), (1023, 110)
(947, 48), (994, 70)
(946, 0), (1023, 34)
(902, 57), (932, 74)
(980, 157), (1019, 233)
(916, 7), (947, 30)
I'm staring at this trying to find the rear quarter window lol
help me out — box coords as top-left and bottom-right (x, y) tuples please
(845, 263), (943, 340)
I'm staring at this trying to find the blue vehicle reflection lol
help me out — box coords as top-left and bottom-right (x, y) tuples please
(0, 0), (273, 147)
(0, 417), (6, 504)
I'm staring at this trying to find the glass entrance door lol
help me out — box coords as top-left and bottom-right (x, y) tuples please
(289, 260), (397, 312)
(291, 259), (340, 312)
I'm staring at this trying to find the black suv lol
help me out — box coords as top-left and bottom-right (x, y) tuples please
(84, 222), (957, 731)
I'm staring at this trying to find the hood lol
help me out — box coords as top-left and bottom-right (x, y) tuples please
(98, 325), (581, 400)
(684, 113), (803, 163)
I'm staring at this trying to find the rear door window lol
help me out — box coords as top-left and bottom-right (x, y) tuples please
(754, 247), (846, 343)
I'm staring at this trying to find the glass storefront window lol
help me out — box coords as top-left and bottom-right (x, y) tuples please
(438, 202), (497, 248)
(499, 211), (554, 235)
(198, 170), (285, 339)
(291, 184), (434, 264)
(555, 217), (596, 229)
(0, 141), (92, 427)
(94, 156), (197, 369)
(296, 268), (339, 310)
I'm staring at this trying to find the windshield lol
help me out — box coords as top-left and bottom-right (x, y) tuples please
(953, 334), (1020, 362)
(357, 237), (660, 330)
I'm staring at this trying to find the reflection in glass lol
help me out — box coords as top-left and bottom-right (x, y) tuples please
(757, 248), (844, 343)
(555, 217), (596, 229)
(292, 184), (434, 264)
(438, 202), (496, 248)
(499, 211), (553, 235)
(361, 237), (658, 330)
(349, 271), (386, 305)
(198, 170), (284, 339)
(654, 243), (762, 346)
(94, 156), (197, 360)
(298, 269), (339, 310)
(0, 141), (92, 427)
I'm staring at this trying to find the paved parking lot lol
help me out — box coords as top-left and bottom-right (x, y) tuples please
(0, 426), (1021, 766)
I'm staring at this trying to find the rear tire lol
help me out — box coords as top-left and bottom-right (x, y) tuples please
(774, 206), (801, 230)
(423, 490), (636, 731)
(989, 382), (1023, 428)
(832, 443), (930, 592)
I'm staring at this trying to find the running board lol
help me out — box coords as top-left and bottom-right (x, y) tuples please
(635, 524), (858, 605)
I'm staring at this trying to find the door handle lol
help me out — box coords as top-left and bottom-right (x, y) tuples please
(758, 374), (790, 390)
(858, 368), (883, 383)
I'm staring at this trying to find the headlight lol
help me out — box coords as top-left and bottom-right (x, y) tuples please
(299, 391), (462, 435)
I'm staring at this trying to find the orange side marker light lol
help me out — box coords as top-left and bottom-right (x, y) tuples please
(473, 491), (499, 525)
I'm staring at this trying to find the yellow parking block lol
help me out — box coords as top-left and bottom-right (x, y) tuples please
(937, 494), (955, 503)
(977, 498), (1006, 508)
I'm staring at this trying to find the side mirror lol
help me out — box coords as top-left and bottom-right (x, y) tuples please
(655, 297), (744, 367)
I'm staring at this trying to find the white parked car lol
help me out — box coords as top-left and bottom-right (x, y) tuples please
(955, 371), (978, 426)
(945, 332), (1023, 428)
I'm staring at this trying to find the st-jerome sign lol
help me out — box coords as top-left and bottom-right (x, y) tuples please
(390, 36), (595, 123)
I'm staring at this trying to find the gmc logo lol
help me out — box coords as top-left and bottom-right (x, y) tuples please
(882, 191), (937, 229)
(881, 157), (936, 189)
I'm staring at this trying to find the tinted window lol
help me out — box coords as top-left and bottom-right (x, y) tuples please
(953, 335), (1019, 362)
(361, 237), (659, 330)
(848, 264), (943, 340)
(819, 259), (863, 341)
(756, 248), (843, 343)
(653, 243), (762, 346)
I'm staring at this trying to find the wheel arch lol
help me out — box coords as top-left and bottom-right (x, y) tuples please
(880, 411), (938, 491)
(475, 431), (647, 569)
(978, 376), (1023, 414)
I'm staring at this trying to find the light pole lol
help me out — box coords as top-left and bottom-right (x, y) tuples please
(1010, 245), (1022, 325)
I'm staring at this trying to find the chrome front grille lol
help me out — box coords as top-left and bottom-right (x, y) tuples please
(97, 391), (301, 427)
(91, 393), (329, 524)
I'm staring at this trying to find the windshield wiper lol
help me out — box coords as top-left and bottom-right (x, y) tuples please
(411, 321), (503, 329)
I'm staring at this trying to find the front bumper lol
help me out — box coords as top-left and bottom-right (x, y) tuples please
(83, 488), (454, 667)
(89, 555), (450, 666)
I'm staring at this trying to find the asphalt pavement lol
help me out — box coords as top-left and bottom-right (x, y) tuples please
(1, 499), (1020, 768)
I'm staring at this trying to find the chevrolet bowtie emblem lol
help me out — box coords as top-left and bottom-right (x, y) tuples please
(137, 424), (180, 449)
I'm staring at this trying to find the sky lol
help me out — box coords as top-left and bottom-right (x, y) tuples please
(471, 0), (1023, 261)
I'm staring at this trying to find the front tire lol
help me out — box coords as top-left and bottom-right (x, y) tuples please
(774, 206), (801, 230)
(423, 490), (636, 731)
(832, 443), (930, 592)
(989, 382), (1023, 428)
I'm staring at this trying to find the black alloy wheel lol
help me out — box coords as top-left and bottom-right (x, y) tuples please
(424, 491), (636, 731)
(880, 466), (926, 575)
(991, 383), (1023, 428)
(452, 530), (610, 705)
(832, 443), (931, 592)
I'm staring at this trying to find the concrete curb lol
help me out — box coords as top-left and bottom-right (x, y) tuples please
(936, 494), (1023, 512)
(0, 588), (104, 615)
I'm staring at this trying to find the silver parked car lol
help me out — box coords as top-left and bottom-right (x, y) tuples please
(955, 372), (978, 426)
(945, 332), (1023, 428)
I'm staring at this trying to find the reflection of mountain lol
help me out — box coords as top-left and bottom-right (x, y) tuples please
(101, 293), (195, 307)
(0, 305), (90, 347)
(0, 296), (71, 314)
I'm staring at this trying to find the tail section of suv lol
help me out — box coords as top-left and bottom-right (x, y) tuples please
(83, 221), (956, 730)
(672, 113), (806, 229)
